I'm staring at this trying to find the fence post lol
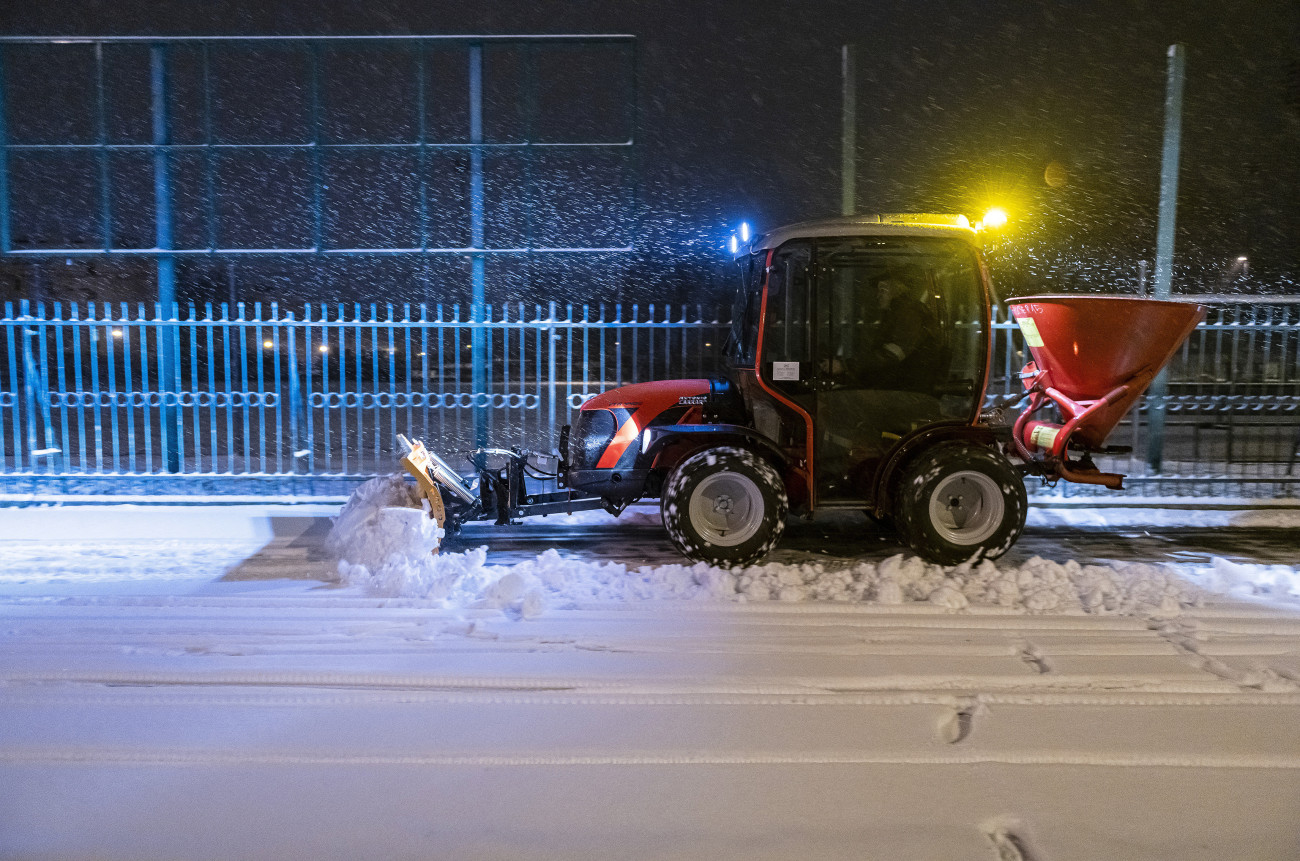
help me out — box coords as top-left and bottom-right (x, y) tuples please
(286, 310), (304, 475)
(1146, 43), (1186, 474)
(151, 43), (181, 473)
(548, 300), (557, 437)
(3, 301), (15, 472)
(19, 301), (56, 470)
(19, 300), (38, 471)
(469, 43), (488, 450)
(0, 46), (9, 256)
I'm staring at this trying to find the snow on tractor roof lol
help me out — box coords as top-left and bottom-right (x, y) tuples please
(753, 213), (976, 252)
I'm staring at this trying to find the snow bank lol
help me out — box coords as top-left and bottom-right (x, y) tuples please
(323, 478), (1300, 619)
(330, 515), (1208, 619)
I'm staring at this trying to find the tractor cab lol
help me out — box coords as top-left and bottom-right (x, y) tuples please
(725, 215), (991, 510)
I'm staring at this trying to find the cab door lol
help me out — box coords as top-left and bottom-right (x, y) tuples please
(759, 236), (987, 505)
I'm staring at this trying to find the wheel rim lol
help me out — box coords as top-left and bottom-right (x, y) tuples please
(928, 470), (1004, 546)
(689, 471), (765, 547)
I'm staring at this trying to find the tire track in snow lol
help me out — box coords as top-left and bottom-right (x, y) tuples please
(6, 689), (1300, 709)
(6, 747), (1300, 770)
(0, 667), (1257, 695)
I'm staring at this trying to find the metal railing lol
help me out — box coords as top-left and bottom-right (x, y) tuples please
(2, 300), (1297, 498)
(0, 299), (728, 497)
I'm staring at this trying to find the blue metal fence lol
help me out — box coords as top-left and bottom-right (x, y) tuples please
(1, 300), (1297, 498)
(0, 299), (728, 496)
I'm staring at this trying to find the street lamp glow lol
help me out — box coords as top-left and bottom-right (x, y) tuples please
(981, 207), (1008, 229)
(729, 235), (738, 255)
(740, 222), (750, 242)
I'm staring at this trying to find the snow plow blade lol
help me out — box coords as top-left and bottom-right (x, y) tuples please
(1008, 295), (1206, 487)
(397, 434), (477, 505)
(396, 434), (478, 529)
(395, 434), (608, 529)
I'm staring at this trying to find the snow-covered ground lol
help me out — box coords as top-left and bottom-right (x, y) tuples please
(2, 487), (1300, 859)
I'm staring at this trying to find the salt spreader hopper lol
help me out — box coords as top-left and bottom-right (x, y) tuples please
(1009, 295), (1206, 489)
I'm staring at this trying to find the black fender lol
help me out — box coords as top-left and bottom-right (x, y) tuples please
(640, 424), (787, 470)
(869, 421), (998, 517)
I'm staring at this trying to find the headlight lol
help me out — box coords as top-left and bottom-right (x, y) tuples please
(568, 409), (617, 469)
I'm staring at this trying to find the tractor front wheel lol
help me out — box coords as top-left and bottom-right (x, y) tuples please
(894, 442), (1027, 565)
(662, 446), (788, 568)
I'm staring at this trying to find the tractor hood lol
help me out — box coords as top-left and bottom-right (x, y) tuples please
(569, 379), (712, 475)
(579, 379), (711, 413)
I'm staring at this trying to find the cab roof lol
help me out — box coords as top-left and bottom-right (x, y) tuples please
(752, 214), (977, 253)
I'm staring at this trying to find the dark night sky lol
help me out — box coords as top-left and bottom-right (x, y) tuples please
(2, 0), (1298, 301)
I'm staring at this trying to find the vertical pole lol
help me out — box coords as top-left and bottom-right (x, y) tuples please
(152, 43), (180, 472)
(308, 42), (323, 253)
(0, 46), (11, 255)
(416, 43), (429, 253)
(548, 300), (557, 438)
(19, 300), (39, 470)
(287, 310), (301, 474)
(1146, 43), (1185, 473)
(95, 43), (111, 252)
(469, 43), (488, 448)
(3, 303), (16, 473)
(203, 44), (217, 253)
(840, 44), (856, 217)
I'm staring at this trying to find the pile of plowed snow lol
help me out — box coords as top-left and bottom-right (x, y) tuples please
(324, 475), (1232, 619)
(326, 474), (449, 596)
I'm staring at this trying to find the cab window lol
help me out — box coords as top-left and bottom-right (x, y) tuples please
(759, 241), (812, 384)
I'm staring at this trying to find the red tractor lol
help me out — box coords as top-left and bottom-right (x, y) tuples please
(403, 214), (1204, 567)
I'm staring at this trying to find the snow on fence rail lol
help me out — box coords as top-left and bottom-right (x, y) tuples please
(1, 299), (1297, 498)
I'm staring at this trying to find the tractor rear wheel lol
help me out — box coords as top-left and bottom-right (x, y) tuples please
(661, 446), (788, 567)
(894, 442), (1027, 565)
